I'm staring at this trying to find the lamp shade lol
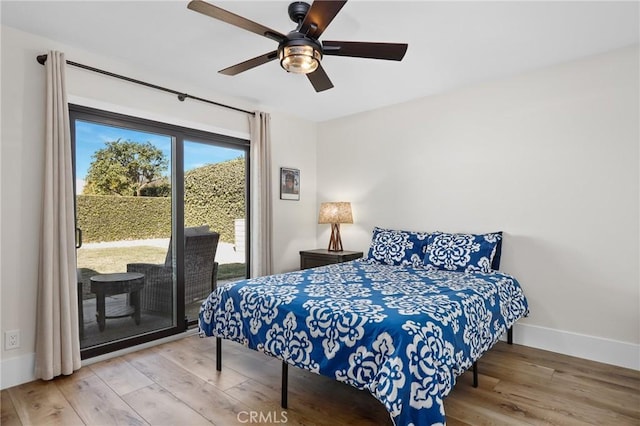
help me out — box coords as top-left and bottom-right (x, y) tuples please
(318, 202), (353, 224)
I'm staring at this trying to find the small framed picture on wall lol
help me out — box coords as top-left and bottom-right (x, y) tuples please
(280, 167), (300, 200)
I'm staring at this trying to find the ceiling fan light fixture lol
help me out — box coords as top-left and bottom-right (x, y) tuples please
(280, 44), (321, 74)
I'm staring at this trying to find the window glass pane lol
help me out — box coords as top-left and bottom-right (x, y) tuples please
(183, 140), (247, 322)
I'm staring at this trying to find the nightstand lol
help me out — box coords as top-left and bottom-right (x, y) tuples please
(299, 249), (363, 270)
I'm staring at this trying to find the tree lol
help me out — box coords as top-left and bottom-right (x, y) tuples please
(84, 139), (168, 196)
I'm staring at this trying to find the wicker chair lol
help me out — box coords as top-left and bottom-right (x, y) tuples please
(127, 228), (220, 315)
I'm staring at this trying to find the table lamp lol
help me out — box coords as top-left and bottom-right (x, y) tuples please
(318, 202), (353, 251)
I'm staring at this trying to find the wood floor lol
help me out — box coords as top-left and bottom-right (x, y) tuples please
(2, 335), (639, 425)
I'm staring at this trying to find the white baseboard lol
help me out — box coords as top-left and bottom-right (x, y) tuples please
(510, 323), (640, 371)
(2, 325), (638, 390)
(0, 352), (36, 390)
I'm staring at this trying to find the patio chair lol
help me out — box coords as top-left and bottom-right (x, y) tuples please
(127, 227), (220, 314)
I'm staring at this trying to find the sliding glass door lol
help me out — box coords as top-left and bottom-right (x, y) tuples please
(70, 105), (249, 358)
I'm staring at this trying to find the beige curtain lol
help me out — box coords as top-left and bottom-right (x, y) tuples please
(35, 51), (81, 380)
(249, 111), (273, 277)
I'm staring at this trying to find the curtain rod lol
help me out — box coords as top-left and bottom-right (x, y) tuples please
(36, 54), (255, 116)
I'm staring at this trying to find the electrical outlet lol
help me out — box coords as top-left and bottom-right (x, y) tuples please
(5, 330), (20, 350)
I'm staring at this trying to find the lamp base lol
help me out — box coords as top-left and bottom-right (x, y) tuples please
(327, 223), (343, 252)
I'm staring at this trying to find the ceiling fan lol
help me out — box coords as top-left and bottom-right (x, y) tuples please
(187, 0), (408, 92)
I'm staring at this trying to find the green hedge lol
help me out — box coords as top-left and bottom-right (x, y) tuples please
(77, 158), (245, 243)
(184, 158), (245, 242)
(77, 195), (171, 242)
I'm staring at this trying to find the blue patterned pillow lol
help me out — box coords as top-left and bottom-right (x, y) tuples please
(422, 231), (502, 273)
(366, 227), (430, 267)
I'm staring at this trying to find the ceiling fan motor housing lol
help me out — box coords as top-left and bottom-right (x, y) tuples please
(279, 32), (323, 56)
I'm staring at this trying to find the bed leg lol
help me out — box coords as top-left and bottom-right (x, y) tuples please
(472, 361), (478, 388)
(508, 327), (513, 345)
(216, 337), (222, 371)
(281, 362), (288, 409)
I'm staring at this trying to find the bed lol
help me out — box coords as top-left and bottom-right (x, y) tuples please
(199, 228), (529, 425)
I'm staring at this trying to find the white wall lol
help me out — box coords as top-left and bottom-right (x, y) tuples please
(0, 25), (317, 388)
(318, 45), (639, 370)
(271, 117), (317, 272)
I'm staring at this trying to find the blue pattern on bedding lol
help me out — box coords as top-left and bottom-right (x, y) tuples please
(366, 226), (430, 267)
(199, 260), (528, 426)
(423, 231), (503, 273)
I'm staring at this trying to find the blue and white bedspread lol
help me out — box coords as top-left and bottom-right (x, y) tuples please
(199, 260), (529, 426)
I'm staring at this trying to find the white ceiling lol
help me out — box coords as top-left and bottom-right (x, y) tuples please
(2, 1), (638, 122)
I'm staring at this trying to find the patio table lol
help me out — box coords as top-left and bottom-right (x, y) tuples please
(90, 272), (145, 332)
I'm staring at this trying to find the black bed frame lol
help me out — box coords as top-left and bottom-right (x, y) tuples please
(214, 326), (513, 408)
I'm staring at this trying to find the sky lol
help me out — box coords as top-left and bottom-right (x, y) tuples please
(75, 120), (244, 192)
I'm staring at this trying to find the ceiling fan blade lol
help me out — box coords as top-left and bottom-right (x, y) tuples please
(306, 63), (334, 92)
(219, 51), (278, 76)
(188, 0), (285, 43)
(300, 1), (347, 39)
(323, 41), (408, 61)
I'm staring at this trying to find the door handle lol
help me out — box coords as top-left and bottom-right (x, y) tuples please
(76, 227), (82, 249)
